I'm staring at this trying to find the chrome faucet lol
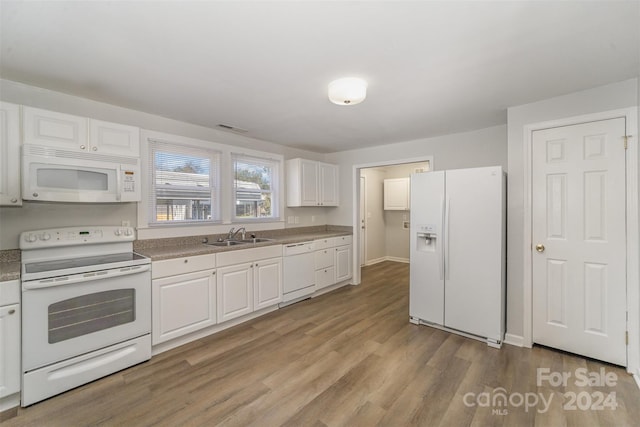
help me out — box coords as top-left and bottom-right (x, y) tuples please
(227, 227), (246, 240)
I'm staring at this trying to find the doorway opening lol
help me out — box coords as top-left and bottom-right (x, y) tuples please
(352, 157), (433, 285)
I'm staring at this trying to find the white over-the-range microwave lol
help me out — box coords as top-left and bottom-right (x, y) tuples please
(22, 144), (141, 203)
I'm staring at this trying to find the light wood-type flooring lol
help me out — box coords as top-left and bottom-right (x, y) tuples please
(3, 261), (640, 426)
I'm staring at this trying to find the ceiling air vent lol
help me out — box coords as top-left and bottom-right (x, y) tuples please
(217, 124), (248, 133)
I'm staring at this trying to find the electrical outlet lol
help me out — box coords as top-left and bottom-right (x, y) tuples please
(121, 220), (130, 227)
(287, 216), (294, 224)
(295, 216), (299, 224)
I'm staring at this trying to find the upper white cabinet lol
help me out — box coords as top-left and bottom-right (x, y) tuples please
(23, 107), (140, 157)
(286, 158), (339, 207)
(0, 102), (22, 206)
(89, 119), (140, 156)
(384, 177), (410, 210)
(319, 162), (339, 206)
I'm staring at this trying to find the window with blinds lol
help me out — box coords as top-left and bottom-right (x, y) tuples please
(232, 154), (279, 220)
(149, 140), (220, 224)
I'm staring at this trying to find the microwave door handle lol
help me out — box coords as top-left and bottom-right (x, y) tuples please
(116, 167), (122, 201)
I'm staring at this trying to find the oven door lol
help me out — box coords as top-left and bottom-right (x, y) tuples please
(22, 264), (151, 372)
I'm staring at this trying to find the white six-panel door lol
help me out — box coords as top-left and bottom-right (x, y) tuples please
(532, 118), (627, 365)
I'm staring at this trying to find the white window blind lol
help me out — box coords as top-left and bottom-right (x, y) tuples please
(232, 153), (279, 220)
(149, 140), (220, 224)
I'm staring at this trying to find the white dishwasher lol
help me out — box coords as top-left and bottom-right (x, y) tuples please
(282, 241), (316, 304)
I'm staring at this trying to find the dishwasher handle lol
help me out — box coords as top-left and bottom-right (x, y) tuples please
(284, 241), (314, 255)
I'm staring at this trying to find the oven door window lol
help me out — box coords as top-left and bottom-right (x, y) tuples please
(48, 289), (136, 343)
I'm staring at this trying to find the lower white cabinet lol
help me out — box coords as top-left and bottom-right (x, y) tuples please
(0, 280), (21, 399)
(217, 263), (254, 323)
(315, 246), (335, 291)
(152, 269), (217, 345)
(254, 257), (283, 310)
(151, 254), (217, 345)
(314, 236), (353, 290)
(335, 244), (353, 283)
(217, 257), (283, 322)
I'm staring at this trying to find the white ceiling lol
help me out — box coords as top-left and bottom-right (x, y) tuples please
(1, 1), (639, 153)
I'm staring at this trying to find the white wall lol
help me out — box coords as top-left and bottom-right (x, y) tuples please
(0, 79), (327, 249)
(325, 125), (508, 227)
(506, 78), (638, 339)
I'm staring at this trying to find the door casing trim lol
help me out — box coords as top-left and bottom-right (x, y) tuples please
(522, 107), (638, 373)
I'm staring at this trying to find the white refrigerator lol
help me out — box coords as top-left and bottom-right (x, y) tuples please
(409, 166), (506, 347)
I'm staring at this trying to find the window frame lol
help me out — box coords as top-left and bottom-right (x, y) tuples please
(138, 130), (286, 239)
(231, 153), (281, 222)
(147, 138), (221, 226)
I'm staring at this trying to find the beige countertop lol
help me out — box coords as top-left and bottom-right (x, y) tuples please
(0, 250), (21, 282)
(135, 230), (352, 261)
(0, 226), (353, 279)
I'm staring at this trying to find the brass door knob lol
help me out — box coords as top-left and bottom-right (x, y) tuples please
(535, 244), (545, 253)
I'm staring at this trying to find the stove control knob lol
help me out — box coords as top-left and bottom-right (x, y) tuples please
(41, 233), (51, 241)
(25, 233), (37, 243)
(114, 229), (123, 236)
(124, 228), (133, 236)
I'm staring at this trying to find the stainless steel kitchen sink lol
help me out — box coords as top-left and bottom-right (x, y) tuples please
(205, 240), (247, 247)
(240, 238), (275, 244)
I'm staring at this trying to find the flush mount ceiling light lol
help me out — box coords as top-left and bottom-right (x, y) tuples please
(328, 77), (367, 105)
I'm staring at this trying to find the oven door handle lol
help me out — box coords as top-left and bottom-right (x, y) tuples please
(22, 264), (151, 290)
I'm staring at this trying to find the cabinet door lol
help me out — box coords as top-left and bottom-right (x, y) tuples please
(217, 263), (254, 323)
(89, 119), (140, 157)
(300, 159), (319, 206)
(152, 269), (216, 345)
(315, 267), (336, 290)
(384, 178), (410, 210)
(0, 102), (22, 206)
(23, 106), (88, 151)
(319, 163), (339, 206)
(0, 303), (21, 398)
(254, 257), (282, 310)
(335, 245), (352, 282)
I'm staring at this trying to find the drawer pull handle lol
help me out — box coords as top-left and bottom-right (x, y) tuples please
(8, 309), (15, 315)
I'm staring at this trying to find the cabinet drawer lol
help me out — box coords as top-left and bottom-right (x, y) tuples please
(315, 248), (334, 270)
(314, 237), (335, 250)
(334, 235), (352, 246)
(152, 254), (216, 279)
(315, 267), (335, 290)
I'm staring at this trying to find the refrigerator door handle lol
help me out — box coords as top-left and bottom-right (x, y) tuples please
(444, 197), (451, 280)
(439, 197), (445, 280)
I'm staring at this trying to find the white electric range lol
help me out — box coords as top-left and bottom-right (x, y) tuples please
(19, 226), (151, 406)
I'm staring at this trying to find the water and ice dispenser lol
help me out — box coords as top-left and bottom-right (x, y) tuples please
(416, 224), (437, 252)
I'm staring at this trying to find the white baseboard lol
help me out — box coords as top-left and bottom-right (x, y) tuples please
(365, 256), (409, 266)
(504, 333), (525, 347)
(0, 393), (20, 412)
(634, 368), (640, 391)
(385, 256), (409, 264)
